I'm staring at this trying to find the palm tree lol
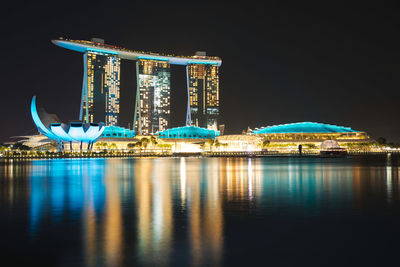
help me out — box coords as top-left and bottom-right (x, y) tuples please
(141, 138), (150, 149)
(134, 140), (142, 148)
(95, 142), (107, 150)
(127, 143), (136, 149)
(134, 138), (149, 152)
(150, 136), (158, 148)
(206, 139), (215, 151)
(109, 143), (117, 150)
(262, 140), (270, 149)
(214, 140), (222, 151)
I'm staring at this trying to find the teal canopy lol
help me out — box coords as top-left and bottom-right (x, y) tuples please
(101, 126), (135, 138)
(156, 126), (220, 139)
(252, 122), (359, 134)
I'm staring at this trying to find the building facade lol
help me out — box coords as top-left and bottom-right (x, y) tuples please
(81, 51), (120, 126)
(251, 122), (370, 141)
(187, 63), (219, 130)
(53, 39), (222, 134)
(135, 58), (171, 135)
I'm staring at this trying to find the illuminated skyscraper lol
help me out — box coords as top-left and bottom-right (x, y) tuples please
(52, 39), (222, 133)
(80, 50), (120, 126)
(187, 59), (219, 130)
(135, 59), (171, 135)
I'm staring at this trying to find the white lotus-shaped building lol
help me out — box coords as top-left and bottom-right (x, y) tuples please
(30, 96), (105, 147)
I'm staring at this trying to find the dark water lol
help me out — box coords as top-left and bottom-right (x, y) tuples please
(1, 156), (400, 266)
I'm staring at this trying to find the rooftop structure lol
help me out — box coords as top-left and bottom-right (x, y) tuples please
(156, 126), (220, 139)
(101, 126), (135, 138)
(52, 39), (222, 66)
(252, 122), (369, 142)
(14, 135), (54, 150)
(252, 122), (359, 134)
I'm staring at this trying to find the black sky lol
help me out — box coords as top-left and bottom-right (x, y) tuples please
(1, 1), (400, 142)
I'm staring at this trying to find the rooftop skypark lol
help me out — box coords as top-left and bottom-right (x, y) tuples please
(52, 38), (222, 66)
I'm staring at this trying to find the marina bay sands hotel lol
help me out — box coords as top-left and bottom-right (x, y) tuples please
(52, 38), (222, 135)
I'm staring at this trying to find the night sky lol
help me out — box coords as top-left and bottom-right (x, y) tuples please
(1, 1), (400, 142)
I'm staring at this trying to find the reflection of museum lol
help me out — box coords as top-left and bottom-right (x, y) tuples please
(3, 157), (394, 265)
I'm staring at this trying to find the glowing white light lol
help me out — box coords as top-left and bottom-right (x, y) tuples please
(180, 158), (186, 208)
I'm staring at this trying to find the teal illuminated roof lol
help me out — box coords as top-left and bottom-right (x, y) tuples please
(156, 126), (220, 139)
(252, 122), (360, 134)
(101, 126), (135, 138)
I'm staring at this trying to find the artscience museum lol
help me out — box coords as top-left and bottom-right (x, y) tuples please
(31, 96), (105, 151)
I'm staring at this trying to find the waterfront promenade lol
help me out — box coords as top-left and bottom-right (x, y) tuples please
(1, 150), (398, 159)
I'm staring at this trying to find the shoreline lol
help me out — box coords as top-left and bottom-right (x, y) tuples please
(0, 151), (398, 160)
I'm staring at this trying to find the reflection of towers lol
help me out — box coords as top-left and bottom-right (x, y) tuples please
(222, 158), (262, 202)
(81, 160), (123, 267)
(203, 159), (223, 265)
(103, 165), (123, 267)
(81, 51), (121, 126)
(134, 159), (173, 265)
(135, 59), (171, 135)
(184, 158), (223, 266)
(135, 160), (152, 258)
(187, 62), (219, 130)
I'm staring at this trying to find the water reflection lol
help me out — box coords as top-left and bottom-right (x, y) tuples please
(185, 158), (223, 266)
(135, 159), (173, 265)
(1, 157), (400, 266)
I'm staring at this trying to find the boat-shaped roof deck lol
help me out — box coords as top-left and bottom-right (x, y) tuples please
(52, 39), (222, 66)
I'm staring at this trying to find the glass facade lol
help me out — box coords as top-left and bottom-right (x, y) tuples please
(136, 59), (171, 135)
(188, 64), (219, 130)
(82, 51), (120, 126)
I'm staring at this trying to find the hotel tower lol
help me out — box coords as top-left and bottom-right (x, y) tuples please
(79, 39), (121, 126)
(52, 38), (221, 133)
(135, 59), (171, 135)
(187, 53), (219, 130)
